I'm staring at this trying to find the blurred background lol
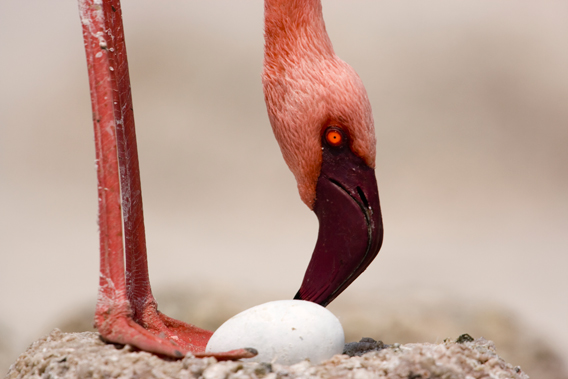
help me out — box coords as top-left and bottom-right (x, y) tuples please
(1, 0), (567, 377)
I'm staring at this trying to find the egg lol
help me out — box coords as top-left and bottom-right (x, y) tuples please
(205, 300), (345, 365)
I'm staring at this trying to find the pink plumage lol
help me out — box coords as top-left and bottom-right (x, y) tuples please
(263, 0), (376, 208)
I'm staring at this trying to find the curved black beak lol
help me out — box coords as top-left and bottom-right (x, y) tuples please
(294, 138), (383, 307)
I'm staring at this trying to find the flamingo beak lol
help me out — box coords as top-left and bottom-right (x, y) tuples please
(294, 142), (384, 307)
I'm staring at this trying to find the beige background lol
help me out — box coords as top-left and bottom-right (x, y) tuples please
(1, 0), (567, 373)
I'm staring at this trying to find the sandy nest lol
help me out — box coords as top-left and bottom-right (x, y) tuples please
(6, 329), (528, 379)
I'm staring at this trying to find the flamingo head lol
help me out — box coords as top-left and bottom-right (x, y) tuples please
(262, 22), (384, 306)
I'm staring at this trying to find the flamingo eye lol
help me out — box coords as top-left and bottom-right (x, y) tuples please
(325, 127), (344, 147)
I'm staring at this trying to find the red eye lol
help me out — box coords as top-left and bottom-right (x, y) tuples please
(325, 128), (343, 147)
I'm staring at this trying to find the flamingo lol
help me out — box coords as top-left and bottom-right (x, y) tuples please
(78, 0), (383, 359)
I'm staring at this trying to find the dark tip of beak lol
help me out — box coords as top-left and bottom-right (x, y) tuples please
(294, 139), (383, 307)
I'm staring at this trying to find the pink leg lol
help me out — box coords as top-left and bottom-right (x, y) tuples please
(78, 0), (255, 360)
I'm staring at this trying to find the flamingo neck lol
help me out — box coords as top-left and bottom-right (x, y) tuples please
(264, 0), (335, 65)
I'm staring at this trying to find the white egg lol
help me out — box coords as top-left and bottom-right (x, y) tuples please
(205, 299), (344, 365)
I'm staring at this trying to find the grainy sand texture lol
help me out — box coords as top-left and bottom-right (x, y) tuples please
(7, 330), (529, 379)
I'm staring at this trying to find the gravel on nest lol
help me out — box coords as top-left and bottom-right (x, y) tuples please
(6, 329), (529, 379)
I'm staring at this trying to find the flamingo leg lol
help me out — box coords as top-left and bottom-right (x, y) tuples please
(78, 0), (255, 360)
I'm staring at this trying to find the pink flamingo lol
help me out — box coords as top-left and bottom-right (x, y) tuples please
(78, 0), (383, 359)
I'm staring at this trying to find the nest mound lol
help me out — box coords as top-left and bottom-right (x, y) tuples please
(7, 329), (528, 379)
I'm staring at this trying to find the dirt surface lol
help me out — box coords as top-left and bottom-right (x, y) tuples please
(23, 289), (564, 379)
(6, 329), (529, 379)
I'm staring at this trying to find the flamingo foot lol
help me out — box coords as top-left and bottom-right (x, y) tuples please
(95, 299), (256, 360)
